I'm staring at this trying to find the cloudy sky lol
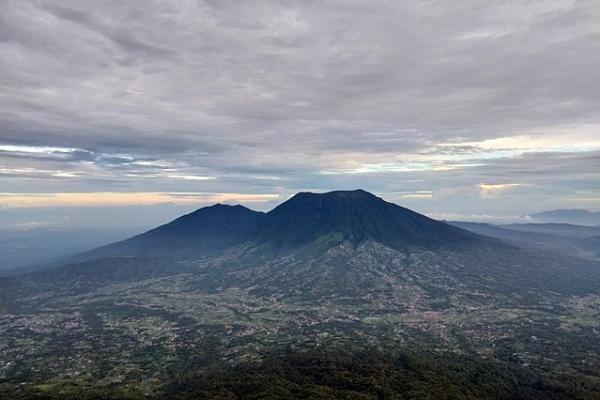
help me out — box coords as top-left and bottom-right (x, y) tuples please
(1, 0), (599, 229)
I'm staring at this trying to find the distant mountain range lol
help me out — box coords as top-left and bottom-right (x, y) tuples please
(451, 221), (600, 259)
(530, 208), (600, 226)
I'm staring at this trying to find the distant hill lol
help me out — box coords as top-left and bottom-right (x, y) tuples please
(502, 222), (600, 238)
(449, 221), (572, 246)
(450, 221), (600, 260)
(530, 209), (600, 226)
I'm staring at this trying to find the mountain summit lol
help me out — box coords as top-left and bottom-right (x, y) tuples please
(256, 190), (478, 250)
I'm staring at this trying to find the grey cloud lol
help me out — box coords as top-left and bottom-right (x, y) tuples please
(0, 0), (599, 223)
(58, 149), (95, 161)
(42, 3), (177, 61)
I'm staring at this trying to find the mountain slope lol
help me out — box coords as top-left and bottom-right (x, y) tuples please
(80, 204), (264, 259)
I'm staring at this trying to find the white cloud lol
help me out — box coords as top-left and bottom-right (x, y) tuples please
(428, 212), (535, 224)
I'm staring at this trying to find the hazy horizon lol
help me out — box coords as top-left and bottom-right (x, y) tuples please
(2, 190), (599, 232)
(1, 188), (598, 272)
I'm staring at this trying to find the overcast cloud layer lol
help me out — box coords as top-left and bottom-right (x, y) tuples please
(1, 0), (599, 227)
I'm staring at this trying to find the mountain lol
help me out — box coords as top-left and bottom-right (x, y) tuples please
(70, 190), (483, 263)
(10, 190), (599, 298)
(2, 190), (600, 398)
(530, 209), (600, 226)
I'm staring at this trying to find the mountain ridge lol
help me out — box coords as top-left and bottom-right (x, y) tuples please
(530, 208), (600, 226)
(77, 203), (265, 260)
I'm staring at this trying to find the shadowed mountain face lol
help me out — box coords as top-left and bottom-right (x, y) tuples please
(80, 203), (265, 259)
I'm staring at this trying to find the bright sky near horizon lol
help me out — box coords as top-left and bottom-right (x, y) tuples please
(1, 0), (599, 228)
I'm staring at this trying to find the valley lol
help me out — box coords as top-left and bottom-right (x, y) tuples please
(1, 191), (600, 398)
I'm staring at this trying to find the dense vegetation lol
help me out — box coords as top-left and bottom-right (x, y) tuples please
(170, 349), (600, 400)
(4, 348), (600, 399)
